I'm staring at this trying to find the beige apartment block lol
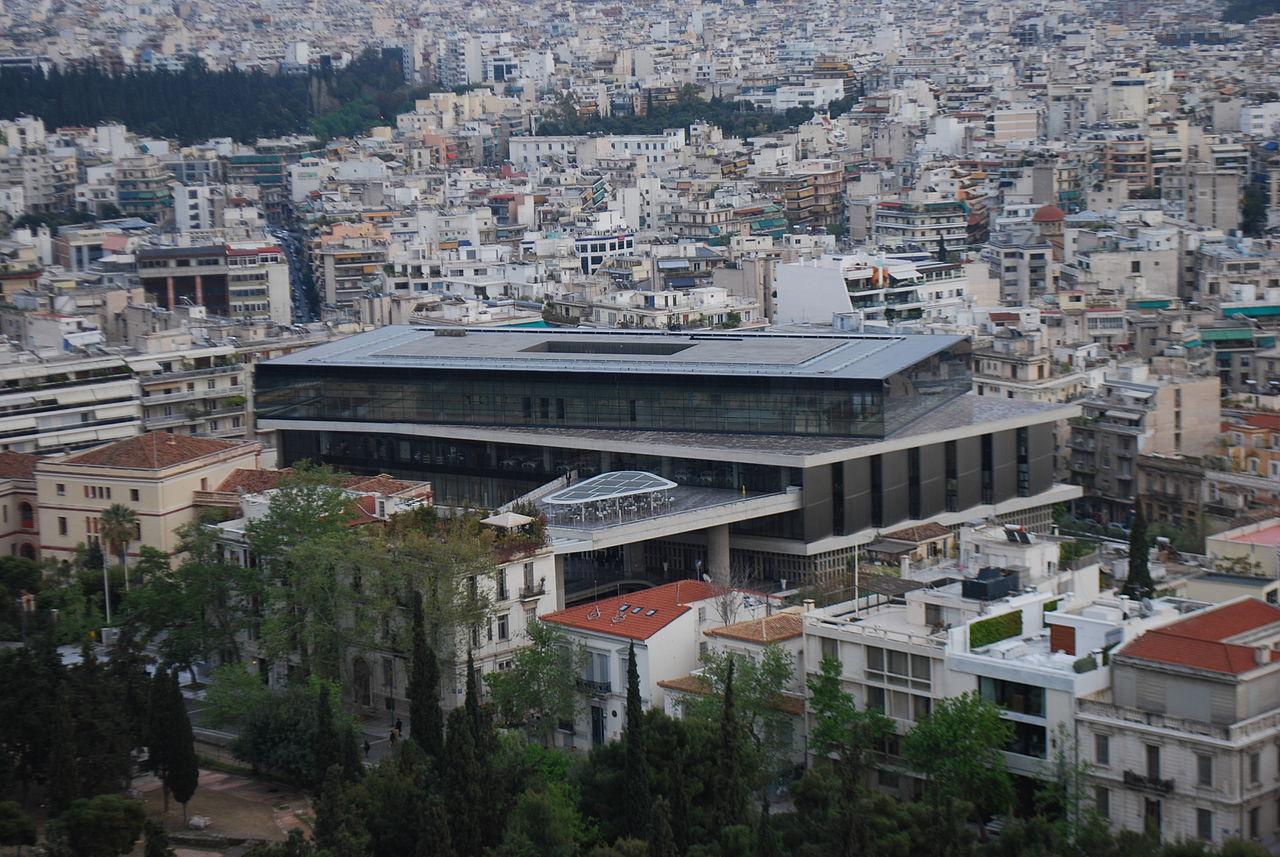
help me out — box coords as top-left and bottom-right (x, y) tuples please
(0, 451), (42, 560)
(35, 432), (262, 562)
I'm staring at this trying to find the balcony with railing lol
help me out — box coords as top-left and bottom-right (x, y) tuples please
(1123, 770), (1175, 794)
(577, 678), (611, 696)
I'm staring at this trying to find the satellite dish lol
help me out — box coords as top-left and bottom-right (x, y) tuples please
(1140, 598), (1154, 615)
(701, 574), (712, 583)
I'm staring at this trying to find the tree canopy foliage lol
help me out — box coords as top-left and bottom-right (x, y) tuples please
(0, 50), (436, 144)
(1222, 0), (1280, 22)
(537, 86), (858, 140)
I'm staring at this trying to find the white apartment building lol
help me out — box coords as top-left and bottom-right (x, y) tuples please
(1240, 103), (1280, 138)
(540, 580), (770, 748)
(773, 252), (969, 327)
(1077, 598), (1280, 850)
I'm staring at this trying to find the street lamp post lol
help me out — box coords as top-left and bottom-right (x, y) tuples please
(102, 543), (112, 626)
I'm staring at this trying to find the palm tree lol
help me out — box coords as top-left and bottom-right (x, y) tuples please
(100, 503), (140, 592)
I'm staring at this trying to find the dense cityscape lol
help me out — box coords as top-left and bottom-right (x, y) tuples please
(1, 0), (1280, 854)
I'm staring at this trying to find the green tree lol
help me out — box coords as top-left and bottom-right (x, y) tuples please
(407, 593), (443, 760)
(65, 644), (132, 801)
(415, 794), (454, 857)
(166, 673), (200, 819)
(245, 467), (366, 682)
(445, 706), (484, 856)
(486, 619), (587, 744)
(143, 819), (173, 857)
(1123, 505), (1153, 599)
(373, 510), (498, 674)
(232, 677), (347, 786)
(0, 802), (36, 854)
(313, 765), (370, 857)
(623, 642), (652, 841)
(314, 683), (341, 785)
(1242, 185), (1267, 236)
(146, 668), (180, 812)
(107, 625), (154, 753)
(806, 655), (892, 765)
(806, 655), (894, 857)
(684, 643), (796, 788)
(202, 663), (272, 729)
(99, 503), (140, 592)
(712, 659), (750, 830)
(903, 691), (1013, 837)
(45, 704), (80, 815)
(0, 647), (61, 801)
(650, 797), (677, 857)
(47, 795), (146, 857)
(126, 516), (256, 685)
(495, 783), (590, 857)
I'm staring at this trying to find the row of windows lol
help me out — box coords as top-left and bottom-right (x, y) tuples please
(1095, 790), (1266, 843)
(56, 516), (142, 539)
(259, 354), (971, 440)
(54, 483), (140, 502)
(1095, 733), (1273, 787)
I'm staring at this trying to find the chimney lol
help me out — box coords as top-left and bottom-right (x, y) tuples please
(802, 599), (816, 613)
(1256, 645), (1271, 666)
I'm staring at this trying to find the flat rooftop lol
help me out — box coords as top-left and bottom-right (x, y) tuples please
(1221, 524), (1280, 547)
(262, 325), (967, 381)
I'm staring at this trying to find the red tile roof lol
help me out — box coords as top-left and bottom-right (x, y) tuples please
(657, 673), (804, 715)
(1120, 599), (1280, 675)
(883, 521), (951, 543)
(541, 579), (723, 641)
(705, 612), (803, 644)
(0, 451), (42, 480)
(216, 467), (294, 493)
(345, 474), (420, 496)
(56, 433), (250, 469)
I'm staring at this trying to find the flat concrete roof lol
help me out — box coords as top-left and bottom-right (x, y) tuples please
(1222, 524), (1280, 547)
(261, 325), (967, 381)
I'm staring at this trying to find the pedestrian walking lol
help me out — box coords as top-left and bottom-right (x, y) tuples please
(394, 718), (403, 734)
(389, 730), (397, 746)
(363, 739), (371, 758)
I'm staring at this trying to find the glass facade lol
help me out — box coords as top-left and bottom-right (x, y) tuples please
(257, 340), (970, 439)
(279, 429), (799, 508)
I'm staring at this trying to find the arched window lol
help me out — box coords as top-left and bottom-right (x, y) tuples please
(352, 658), (372, 708)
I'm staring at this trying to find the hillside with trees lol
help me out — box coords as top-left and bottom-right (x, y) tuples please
(0, 49), (435, 144)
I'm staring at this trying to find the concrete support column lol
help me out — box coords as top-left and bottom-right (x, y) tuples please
(194, 273), (204, 306)
(166, 275), (175, 309)
(706, 524), (730, 586)
(622, 542), (644, 578)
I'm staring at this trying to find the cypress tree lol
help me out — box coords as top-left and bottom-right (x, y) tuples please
(46, 703), (79, 816)
(313, 765), (369, 857)
(463, 650), (482, 743)
(444, 707), (482, 857)
(146, 668), (174, 813)
(67, 643), (131, 799)
(624, 642), (652, 840)
(414, 794), (454, 857)
(1124, 504), (1153, 599)
(649, 797), (677, 857)
(165, 674), (199, 821)
(313, 684), (339, 790)
(713, 659), (749, 830)
(669, 741), (691, 857)
(407, 595), (443, 760)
